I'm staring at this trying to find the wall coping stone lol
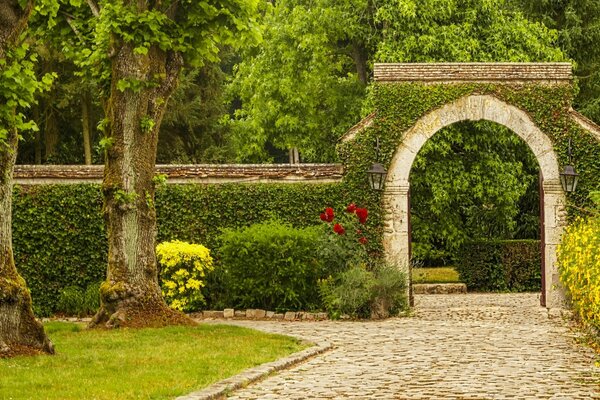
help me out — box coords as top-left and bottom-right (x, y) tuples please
(374, 62), (572, 83)
(13, 164), (344, 185)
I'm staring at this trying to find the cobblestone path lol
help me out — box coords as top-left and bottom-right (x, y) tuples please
(221, 293), (599, 399)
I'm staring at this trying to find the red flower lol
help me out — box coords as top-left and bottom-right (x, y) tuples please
(319, 213), (327, 221)
(359, 237), (368, 244)
(324, 207), (334, 222)
(346, 203), (357, 213)
(355, 208), (368, 224)
(333, 223), (345, 235)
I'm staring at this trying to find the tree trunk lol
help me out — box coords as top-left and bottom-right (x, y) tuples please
(90, 42), (193, 328)
(0, 127), (54, 357)
(33, 104), (42, 164)
(43, 105), (59, 161)
(352, 42), (368, 86)
(82, 91), (93, 165)
(0, 0), (53, 358)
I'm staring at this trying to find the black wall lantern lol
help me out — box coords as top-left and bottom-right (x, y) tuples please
(560, 139), (579, 193)
(367, 138), (387, 191)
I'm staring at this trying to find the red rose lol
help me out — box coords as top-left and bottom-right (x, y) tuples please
(333, 223), (345, 235)
(320, 213), (327, 221)
(359, 237), (368, 244)
(324, 207), (334, 222)
(346, 203), (357, 213)
(355, 208), (368, 224)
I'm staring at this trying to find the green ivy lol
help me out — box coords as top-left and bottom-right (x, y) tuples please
(13, 182), (363, 316)
(339, 82), (600, 220)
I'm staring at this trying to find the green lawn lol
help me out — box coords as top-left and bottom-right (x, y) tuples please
(412, 267), (461, 284)
(0, 322), (307, 400)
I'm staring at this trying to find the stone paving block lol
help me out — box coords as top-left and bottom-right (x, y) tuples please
(284, 312), (297, 321)
(215, 293), (600, 399)
(223, 308), (234, 318)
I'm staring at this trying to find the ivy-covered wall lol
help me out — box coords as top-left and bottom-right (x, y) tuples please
(13, 183), (362, 316)
(339, 82), (600, 215)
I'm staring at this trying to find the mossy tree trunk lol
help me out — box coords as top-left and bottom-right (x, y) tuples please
(0, 0), (54, 357)
(90, 39), (193, 328)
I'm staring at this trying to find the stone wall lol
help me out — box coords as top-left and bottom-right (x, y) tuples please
(13, 164), (344, 185)
(374, 63), (572, 83)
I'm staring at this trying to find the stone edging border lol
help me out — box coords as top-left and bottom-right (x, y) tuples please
(175, 341), (333, 400)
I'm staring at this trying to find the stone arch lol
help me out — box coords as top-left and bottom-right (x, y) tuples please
(382, 94), (567, 308)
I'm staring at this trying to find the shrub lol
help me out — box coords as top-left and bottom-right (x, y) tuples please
(319, 263), (408, 319)
(218, 221), (324, 311)
(319, 265), (375, 319)
(156, 240), (214, 312)
(12, 182), (353, 316)
(315, 204), (370, 275)
(558, 216), (600, 329)
(56, 282), (101, 317)
(456, 240), (541, 292)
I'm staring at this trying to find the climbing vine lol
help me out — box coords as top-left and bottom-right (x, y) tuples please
(339, 82), (600, 226)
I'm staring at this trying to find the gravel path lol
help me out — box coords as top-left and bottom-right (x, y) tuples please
(215, 293), (599, 399)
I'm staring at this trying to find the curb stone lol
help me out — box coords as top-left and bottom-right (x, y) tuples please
(175, 341), (333, 400)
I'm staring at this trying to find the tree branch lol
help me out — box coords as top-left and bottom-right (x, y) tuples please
(86, 0), (100, 17)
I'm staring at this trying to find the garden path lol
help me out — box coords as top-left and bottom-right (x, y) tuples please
(218, 293), (600, 399)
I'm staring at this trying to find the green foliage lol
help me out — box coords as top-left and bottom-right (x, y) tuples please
(56, 282), (101, 317)
(218, 221), (324, 311)
(375, 0), (566, 63)
(558, 216), (600, 329)
(13, 183), (355, 315)
(411, 121), (540, 264)
(156, 240), (214, 312)
(456, 240), (541, 292)
(12, 185), (107, 317)
(319, 265), (375, 319)
(319, 263), (408, 319)
(229, 0), (372, 162)
(514, 0), (600, 123)
(0, 44), (55, 143)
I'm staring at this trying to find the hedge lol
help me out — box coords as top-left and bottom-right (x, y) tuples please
(456, 240), (541, 292)
(12, 182), (360, 316)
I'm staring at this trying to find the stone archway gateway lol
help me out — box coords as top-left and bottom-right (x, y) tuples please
(342, 63), (600, 310)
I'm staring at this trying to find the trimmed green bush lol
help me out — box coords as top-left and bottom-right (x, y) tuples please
(13, 183), (355, 316)
(218, 221), (324, 311)
(456, 240), (541, 292)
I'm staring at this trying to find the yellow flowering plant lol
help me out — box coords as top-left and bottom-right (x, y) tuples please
(558, 198), (600, 329)
(156, 240), (214, 312)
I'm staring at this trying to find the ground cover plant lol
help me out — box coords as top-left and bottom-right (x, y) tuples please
(0, 322), (306, 399)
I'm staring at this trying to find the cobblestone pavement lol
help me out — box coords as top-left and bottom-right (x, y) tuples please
(216, 293), (600, 399)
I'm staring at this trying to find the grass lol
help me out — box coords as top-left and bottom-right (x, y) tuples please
(0, 322), (307, 400)
(412, 267), (461, 284)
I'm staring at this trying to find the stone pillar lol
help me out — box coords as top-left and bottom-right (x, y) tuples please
(542, 180), (568, 309)
(383, 184), (411, 296)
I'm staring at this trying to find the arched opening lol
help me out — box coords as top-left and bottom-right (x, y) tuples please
(383, 95), (567, 309)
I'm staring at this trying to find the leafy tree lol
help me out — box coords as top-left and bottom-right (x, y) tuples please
(229, 0), (377, 162)
(158, 61), (236, 164)
(512, 0), (600, 122)
(0, 0), (54, 356)
(76, 0), (260, 328)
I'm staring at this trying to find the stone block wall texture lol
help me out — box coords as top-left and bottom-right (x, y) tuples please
(374, 63), (573, 83)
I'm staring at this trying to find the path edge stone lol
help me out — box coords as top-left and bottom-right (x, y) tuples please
(175, 341), (333, 400)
